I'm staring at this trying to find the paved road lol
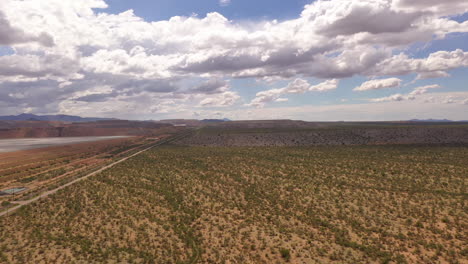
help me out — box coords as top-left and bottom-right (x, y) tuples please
(0, 143), (155, 217)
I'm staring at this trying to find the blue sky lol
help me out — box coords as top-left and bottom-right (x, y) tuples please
(0, 0), (467, 120)
(104, 0), (309, 21)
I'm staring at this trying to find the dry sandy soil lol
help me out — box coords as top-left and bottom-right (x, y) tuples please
(0, 144), (466, 263)
(0, 133), (175, 213)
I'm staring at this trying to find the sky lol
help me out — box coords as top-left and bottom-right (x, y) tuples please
(0, 0), (467, 121)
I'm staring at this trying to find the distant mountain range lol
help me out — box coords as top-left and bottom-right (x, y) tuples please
(410, 119), (468, 122)
(3, 114), (466, 123)
(201, 118), (231, 123)
(0, 113), (115, 122)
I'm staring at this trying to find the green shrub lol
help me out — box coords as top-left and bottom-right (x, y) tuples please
(280, 248), (291, 261)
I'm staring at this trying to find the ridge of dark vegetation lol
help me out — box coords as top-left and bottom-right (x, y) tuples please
(176, 122), (468, 146)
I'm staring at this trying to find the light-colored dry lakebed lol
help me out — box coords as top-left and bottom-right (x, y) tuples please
(0, 136), (130, 153)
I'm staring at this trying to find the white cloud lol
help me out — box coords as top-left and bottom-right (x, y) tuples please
(443, 96), (456, 104)
(3, 0), (468, 82)
(394, 0), (468, 16)
(312, 1), (421, 37)
(354, 78), (402, 92)
(309, 79), (340, 92)
(416, 71), (450, 80)
(189, 78), (229, 94)
(219, 0), (231, 7)
(372, 49), (468, 77)
(370, 93), (408, 103)
(0, 10), (54, 46)
(249, 79), (338, 107)
(370, 84), (442, 102)
(409, 84), (442, 96)
(199, 91), (240, 107)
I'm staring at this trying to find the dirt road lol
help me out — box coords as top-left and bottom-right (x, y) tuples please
(1, 140), (159, 217)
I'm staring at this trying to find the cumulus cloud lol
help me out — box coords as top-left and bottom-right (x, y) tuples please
(190, 78), (229, 94)
(435, 95), (468, 105)
(0, 54), (79, 80)
(309, 79), (340, 92)
(416, 71), (450, 80)
(370, 93), (407, 103)
(443, 96), (456, 104)
(394, 0), (468, 16)
(249, 79), (338, 107)
(199, 91), (240, 107)
(0, 0), (466, 117)
(0, 10), (54, 47)
(370, 84), (442, 102)
(354, 78), (402, 92)
(409, 84), (441, 96)
(371, 49), (468, 77)
(313, 1), (421, 37)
